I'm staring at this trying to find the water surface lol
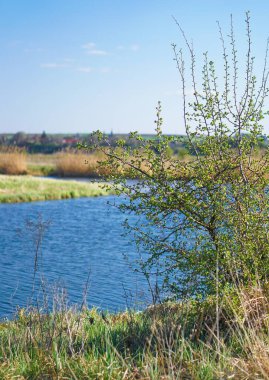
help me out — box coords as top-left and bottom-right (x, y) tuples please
(0, 196), (151, 319)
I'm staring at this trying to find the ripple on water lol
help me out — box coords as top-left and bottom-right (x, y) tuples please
(0, 196), (151, 319)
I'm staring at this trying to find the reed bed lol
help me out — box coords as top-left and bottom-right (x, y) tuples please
(55, 151), (111, 178)
(0, 149), (27, 175)
(0, 148), (193, 178)
(27, 151), (113, 177)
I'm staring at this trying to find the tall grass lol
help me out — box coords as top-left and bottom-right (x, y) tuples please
(0, 148), (27, 175)
(0, 148), (193, 178)
(55, 151), (106, 177)
(0, 149), (114, 177)
(1, 284), (269, 379)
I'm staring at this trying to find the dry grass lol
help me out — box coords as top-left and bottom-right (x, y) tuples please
(55, 151), (107, 177)
(26, 150), (112, 177)
(0, 149), (27, 175)
(0, 148), (194, 178)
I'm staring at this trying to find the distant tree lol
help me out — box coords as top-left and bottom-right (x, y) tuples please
(0, 135), (7, 145)
(41, 130), (48, 143)
(12, 132), (27, 145)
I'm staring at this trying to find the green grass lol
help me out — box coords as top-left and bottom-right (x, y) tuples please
(0, 175), (111, 203)
(0, 303), (219, 379)
(1, 289), (269, 379)
(26, 163), (56, 176)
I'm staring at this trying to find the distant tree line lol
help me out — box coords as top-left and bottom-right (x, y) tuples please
(0, 131), (267, 154)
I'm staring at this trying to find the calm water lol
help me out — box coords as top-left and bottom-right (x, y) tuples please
(0, 196), (151, 319)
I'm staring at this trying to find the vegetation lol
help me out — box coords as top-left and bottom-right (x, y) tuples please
(2, 12), (269, 380)
(0, 131), (82, 154)
(0, 149), (108, 177)
(0, 146), (192, 178)
(25, 153), (56, 176)
(0, 175), (110, 203)
(87, 13), (269, 303)
(1, 285), (269, 379)
(0, 132), (191, 154)
(82, 14), (269, 372)
(55, 150), (114, 178)
(0, 149), (27, 175)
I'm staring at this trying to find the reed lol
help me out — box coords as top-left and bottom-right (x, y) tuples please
(0, 148), (27, 175)
(55, 151), (111, 177)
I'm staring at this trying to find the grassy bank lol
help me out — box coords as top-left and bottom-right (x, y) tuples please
(1, 286), (269, 379)
(0, 175), (110, 203)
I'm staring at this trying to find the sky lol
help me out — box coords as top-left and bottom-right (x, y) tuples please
(0, 0), (269, 135)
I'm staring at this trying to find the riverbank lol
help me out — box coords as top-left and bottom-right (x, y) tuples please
(0, 287), (268, 379)
(0, 150), (193, 178)
(0, 175), (110, 203)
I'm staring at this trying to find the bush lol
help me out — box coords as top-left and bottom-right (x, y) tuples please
(85, 13), (269, 305)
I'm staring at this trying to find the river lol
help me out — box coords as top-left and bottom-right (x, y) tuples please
(0, 196), (152, 319)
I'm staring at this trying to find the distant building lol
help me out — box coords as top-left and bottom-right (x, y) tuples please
(62, 138), (80, 144)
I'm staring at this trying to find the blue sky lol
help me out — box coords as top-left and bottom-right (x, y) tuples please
(0, 0), (269, 134)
